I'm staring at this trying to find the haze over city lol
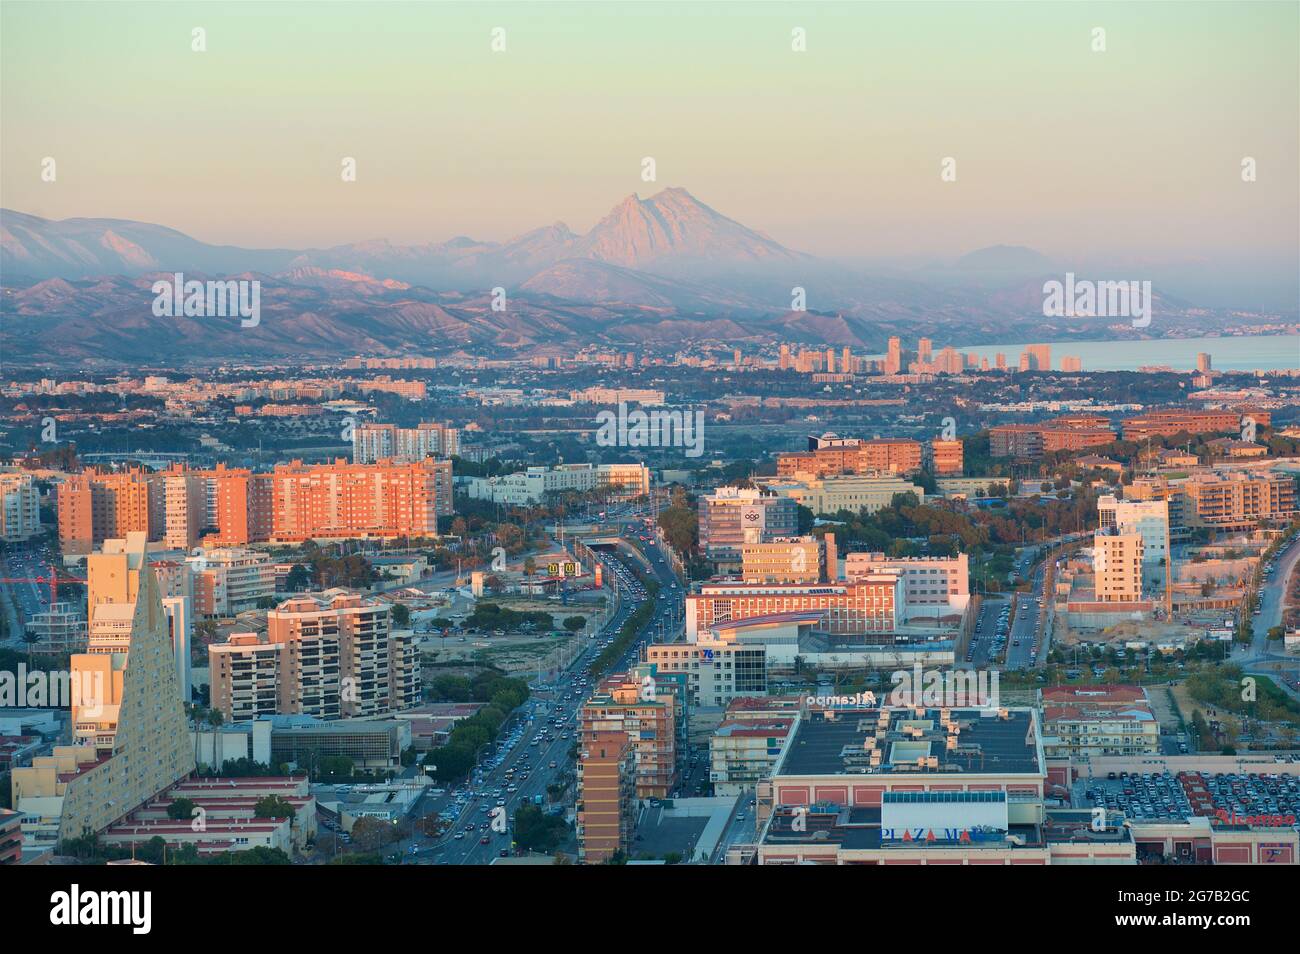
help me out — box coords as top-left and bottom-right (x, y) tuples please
(3, 1), (1297, 308)
(2, 0), (1299, 926)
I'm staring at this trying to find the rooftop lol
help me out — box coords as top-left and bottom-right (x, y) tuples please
(778, 707), (1043, 778)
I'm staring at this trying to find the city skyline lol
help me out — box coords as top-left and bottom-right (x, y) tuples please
(4, 0), (1300, 905)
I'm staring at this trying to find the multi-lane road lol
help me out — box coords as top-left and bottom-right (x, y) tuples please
(1, 541), (64, 647)
(395, 521), (685, 864)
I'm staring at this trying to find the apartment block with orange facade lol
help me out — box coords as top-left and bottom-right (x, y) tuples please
(1180, 471), (1297, 531)
(927, 438), (964, 475)
(57, 458), (453, 551)
(990, 416), (1116, 459)
(1121, 409), (1268, 442)
(777, 438), (924, 478)
(576, 730), (636, 863)
(1125, 471), (1295, 533)
(685, 574), (903, 641)
(859, 438), (923, 474)
(57, 469), (153, 554)
(579, 675), (677, 799)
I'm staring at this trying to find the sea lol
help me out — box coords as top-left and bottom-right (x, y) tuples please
(946, 334), (1300, 373)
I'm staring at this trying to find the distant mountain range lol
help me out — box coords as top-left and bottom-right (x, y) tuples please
(0, 189), (1275, 365)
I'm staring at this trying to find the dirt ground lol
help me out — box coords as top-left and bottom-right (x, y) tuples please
(1054, 617), (1200, 646)
(422, 597), (599, 674)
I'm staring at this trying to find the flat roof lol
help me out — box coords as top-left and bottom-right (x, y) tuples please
(779, 707), (1042, 778)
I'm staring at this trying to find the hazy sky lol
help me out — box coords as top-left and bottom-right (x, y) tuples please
(2, 1), (1297, 286)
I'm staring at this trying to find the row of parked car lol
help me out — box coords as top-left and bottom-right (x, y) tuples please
(1196, 771), (1300, 820)
(1085, 772), (1195, 820)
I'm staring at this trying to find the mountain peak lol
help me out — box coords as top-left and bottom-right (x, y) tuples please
(574, 187), (799, 268)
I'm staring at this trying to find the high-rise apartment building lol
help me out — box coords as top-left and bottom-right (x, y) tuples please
(208, 591), (420, 722)
(579, 674), (677, 799)
(777, 437), (924, 478)
(57, 470), (153, 553)
(1020, 343), (1051, 371)
(353, 421), (460, 464)
(162, 469), (207, 550)
(58, 458), (454, 549)
(927, 438), (964, 475)
(1093, 530), (1144, 603)
(1098, 496), (1170, 591)
(187, 547), (276, 617)
(884, 336), (903, 375)
(0, 470), (41, 542)
(576, 730), (636, 864)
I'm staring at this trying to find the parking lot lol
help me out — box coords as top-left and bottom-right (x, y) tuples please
(1080, 773), (1194, 821)
(1079, 770), (1300, 823)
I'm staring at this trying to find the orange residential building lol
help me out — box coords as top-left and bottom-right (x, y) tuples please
(927, 438), (964, 475)
(1121, 409), (1264, 441)
(777, 438), (923, 478)
(58, 458), (454, 550)
(57, 470), (153, 553)
(685, 574), (904, 640)
(576, 730), (636, 864)
(578, 674), (677, 799)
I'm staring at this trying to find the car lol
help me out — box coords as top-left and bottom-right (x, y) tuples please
(480, 835), (490, 844)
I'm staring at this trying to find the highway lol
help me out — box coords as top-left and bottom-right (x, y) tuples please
(396, 515), (685, 864)
(1, 541), (65, 648)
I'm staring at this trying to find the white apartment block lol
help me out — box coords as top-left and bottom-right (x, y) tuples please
(462, 462), (650, 505)
(0, 470), (41, 541)
(1098, 495), (1170, 589)
(353, 421), (459, 464)
(187, 547), (276, 617)
(208, 590), (419, 722)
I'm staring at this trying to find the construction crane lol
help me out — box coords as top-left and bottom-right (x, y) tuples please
(0, 563), (86, 606)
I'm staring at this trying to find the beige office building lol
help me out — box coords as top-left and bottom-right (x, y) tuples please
(741, 537), (823, 584)
(764, 474), (925, 517)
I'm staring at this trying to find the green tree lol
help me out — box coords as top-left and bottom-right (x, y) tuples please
(167, 797), (197, 821)
(254, 795), (297, 822)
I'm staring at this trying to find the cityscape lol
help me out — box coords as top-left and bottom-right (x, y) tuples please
(1, 0), (1298, 928)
